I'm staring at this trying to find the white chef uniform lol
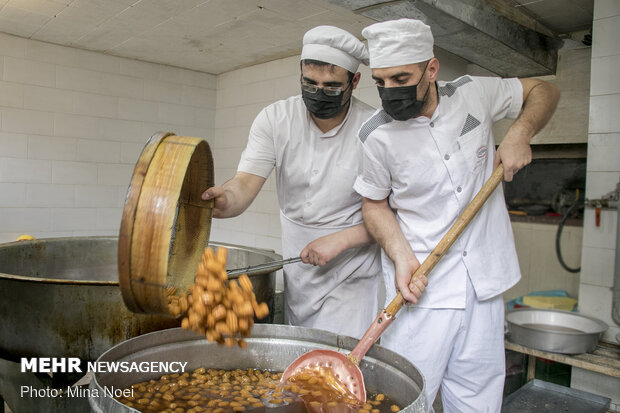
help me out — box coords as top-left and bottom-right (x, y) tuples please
(354, 75), (523, 411)
(238, 94), (381, 339)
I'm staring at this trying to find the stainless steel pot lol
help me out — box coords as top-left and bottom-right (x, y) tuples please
(506, 308), (608, 354)
(89, 325), (427, 413)
(0, 236), (280, 413)
(0, 236), (279, 361)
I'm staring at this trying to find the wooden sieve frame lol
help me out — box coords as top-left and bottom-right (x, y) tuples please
(118, 132), (214, 315)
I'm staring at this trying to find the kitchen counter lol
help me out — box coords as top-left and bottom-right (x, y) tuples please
(509, 213), (583, 227)
(505, 339), (620, 380)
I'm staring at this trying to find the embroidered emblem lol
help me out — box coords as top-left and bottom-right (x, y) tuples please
(477, 146), (488, 159)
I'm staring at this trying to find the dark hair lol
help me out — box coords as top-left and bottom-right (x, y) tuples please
(300, 59), (355, 82)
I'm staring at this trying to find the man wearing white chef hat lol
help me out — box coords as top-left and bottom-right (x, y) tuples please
(202, 26), (381, 339)
(354, 19), (559, 411)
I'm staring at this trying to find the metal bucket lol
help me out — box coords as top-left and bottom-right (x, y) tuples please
(0, 236), (280, 413)
(89, 325), (427, 413)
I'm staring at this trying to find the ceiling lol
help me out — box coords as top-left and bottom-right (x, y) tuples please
(0, 0), (594, 75)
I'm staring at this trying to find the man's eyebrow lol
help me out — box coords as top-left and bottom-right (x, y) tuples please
(389, 71), (413, 79)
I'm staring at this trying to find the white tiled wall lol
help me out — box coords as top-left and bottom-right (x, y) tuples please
(572, 0), (620, 408)
(505, 222), (583, 301)
(0, 32), (216, 243)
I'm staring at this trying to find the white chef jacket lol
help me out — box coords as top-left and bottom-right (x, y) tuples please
(239, 95), (375, 227)
(238, 95), (382, 338)
(354, 76), (523, 309)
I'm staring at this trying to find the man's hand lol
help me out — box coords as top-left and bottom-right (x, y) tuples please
(494, 127), (532, 182)
(300, 224), (374, 266)
(199, 172), (266, 218)
(496, 78), (559, 182)
(394, 255), (426, 304)
(201, 186), (230, 218)
(300, 232), (346, 267)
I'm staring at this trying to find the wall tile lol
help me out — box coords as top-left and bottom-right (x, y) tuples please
(0, 80), (24, 108)
(577, 283), (614, 326)
(56, 66), (102, 94)
(54, 113), (100, 138)
(587, 133), (620, 172)
(73, 92), (118, 118)
(26, 183), (74, 207)
(0, 208), (51, 231)
(74, 184), (119, 208)
(120, 142), (144, 164)
(589, 94), (620, 134)
(181, 85), (216, 109)
(97, 163), (133, 185)
(52, 160), (98, 185)
(2, 108), (54, 135)
(118, 97), (159, 122)
(28, 135), (77, 161)
(23, 84), (74, 113)
(99, 118), (144, 143)
(590, 54), (620, 96)
(51, 208), (98, 231)
(96, 207), (122, 229)
(0, 132), (27, 157)
(158, 102), (195, 126)
(76, 139), (121, 163)
(580, 245), (616, 287)
(0, 157), (51, 183)
(591, 14), (620, 58)
(0, 182), (26, 207)
(100, 72), (144, 99)
(582, 207), (618, 249)
(3, 56), (55, 87)
(594, 0), (620, 20)
(144, 79), (183, 104)
(584, 171), (620, 199)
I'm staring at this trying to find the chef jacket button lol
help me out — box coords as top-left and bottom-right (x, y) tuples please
(457, 186), (462, 193)
(444, 154), (450, 160)
(430, 122), (435, 128)
(312, 169), (319, 174)
(463, 251), (467, 257)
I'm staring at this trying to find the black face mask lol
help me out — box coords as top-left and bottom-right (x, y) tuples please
(302, 84), (351, 119)
(378, 64), (430, 121)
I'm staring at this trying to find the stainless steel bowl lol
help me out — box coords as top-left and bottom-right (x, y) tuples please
(506, 308), (608, 354)
(89, 325), (428, 413)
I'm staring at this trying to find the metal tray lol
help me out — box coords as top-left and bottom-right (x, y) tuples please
(502, 379), (610, 412)
(506, 308), (608, 354)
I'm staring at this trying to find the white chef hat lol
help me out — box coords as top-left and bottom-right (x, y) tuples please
(362, 19), (434, 68)
(301, 25), (369, 73)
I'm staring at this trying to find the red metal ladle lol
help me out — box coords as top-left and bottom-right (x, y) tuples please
(281, 165), (505, 403)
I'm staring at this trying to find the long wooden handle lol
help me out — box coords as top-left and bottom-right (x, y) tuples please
(349, 164), (505, 363)
(386, 164), (505, 315)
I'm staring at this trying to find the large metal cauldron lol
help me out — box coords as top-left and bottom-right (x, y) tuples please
(89, 325), (427, 413)
(0, 236), (279, 413)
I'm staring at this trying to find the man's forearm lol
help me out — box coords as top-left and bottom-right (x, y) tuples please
(336, 223), (375, 250)
(215, 172), (266, 218)
(511, 79), (560, 142)
(362, 197), (413, 264)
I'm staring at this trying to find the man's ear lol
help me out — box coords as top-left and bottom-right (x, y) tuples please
(427, 58), (440, 82)
(352, 72), (362, 89)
